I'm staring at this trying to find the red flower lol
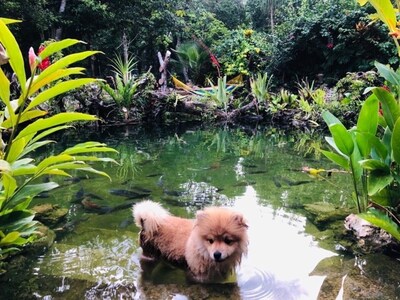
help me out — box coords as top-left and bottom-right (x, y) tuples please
(326, 43), (334, 49)
(38, 44), (50, 71)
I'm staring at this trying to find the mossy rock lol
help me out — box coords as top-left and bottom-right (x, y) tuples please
(32, 203), (68, 227)
(304, 202), (354, 228)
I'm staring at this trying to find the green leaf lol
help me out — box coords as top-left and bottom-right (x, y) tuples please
(373, 87), (400, 130)
(368, 169), (393, 195)
(0, 69), (10, 105)
(359, 208), (400, 241)
(0, 19), (26, 93)
(392, 118), (400, 164)
(1, 110), (47, 129)
(322, 110), (342, 126)
(329, 123), (354, 156)
(359, 159), (390, 170)
(374, 61), (400, 86)
(10, 182), (59, 206)
(26, 78), (97, 111)
(38, 39), (82, 61)
(14, 112), (98, 143)
(0, 232), (20, 246)
(35, 51), (101, 85)
(36, 154), (74, 171)
(29, 67), (85, 96)
(357, 94), (378, 135)
(320, 150), (349, 170)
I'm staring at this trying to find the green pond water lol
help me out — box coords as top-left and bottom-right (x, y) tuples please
(1, 124), (399, 299)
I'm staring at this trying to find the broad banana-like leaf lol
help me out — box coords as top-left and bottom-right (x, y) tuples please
(0, 19), (26, 93)
(320, 149), (349, 170)
(359, 208), (400, 241)
(374, 61), (400, 86)
(357, 0), (397, 33)
(373, 87), (400, 131)
(26, 78), (97, 111)
(368, 169), (393, 195)
(322, 110), (342, 126)
(329, 123), (354, 156)
(360, 159), (390, 170)
(357, 94), (378, 135)
(392, 118), (400, 164)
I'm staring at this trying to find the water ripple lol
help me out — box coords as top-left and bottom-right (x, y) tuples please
(238, 266), (305, 300)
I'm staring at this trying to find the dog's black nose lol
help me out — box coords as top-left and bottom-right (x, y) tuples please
(213, 251), (222, 261)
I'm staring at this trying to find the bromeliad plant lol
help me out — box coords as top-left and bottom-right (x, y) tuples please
(0, 18), (117, 260)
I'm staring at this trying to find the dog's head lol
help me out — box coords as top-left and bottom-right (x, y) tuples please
(194, 207), (248, 264)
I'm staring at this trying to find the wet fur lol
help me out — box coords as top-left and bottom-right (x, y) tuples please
(132, 200), (248, 282)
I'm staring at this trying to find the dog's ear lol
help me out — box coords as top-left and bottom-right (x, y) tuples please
(233, 214), (248, 228)
(195, 210), (207, 222)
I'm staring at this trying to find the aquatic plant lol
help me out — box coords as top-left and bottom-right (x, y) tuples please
(0, 18), (117, 261)
(322, 0), (400, 242)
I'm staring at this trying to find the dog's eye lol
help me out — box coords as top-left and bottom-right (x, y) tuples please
(207, 238), (214, 244)
(224, 238), (233, 245)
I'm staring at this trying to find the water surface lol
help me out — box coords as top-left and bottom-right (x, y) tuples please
(1, 124), (397, 299)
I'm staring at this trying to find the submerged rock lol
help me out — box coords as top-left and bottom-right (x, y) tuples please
(310, 254), (400, 299)
(32, 203), (68, 227)
(304, 202), (353, 228)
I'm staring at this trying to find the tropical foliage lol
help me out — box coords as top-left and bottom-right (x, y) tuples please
(322, 0), (400, 241)
(0, 18), (117, 259)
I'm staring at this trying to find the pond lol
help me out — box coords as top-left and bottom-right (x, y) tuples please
(1, 124), (399, 299)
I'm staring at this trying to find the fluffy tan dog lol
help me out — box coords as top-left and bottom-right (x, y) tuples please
(132, 200), (248, 282)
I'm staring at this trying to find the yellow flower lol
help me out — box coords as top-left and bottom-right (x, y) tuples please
(243, 29), (254, 37)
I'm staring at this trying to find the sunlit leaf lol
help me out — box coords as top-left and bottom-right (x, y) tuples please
(368, 169), (393, 195)
(359, 208), (400, 241)
(357, 94), (378, 135)
(26, 78), (97, 110)
(320, 150), (349, 170)
(392, 118), (400, 164)
(14, 113), (97, 143)
(1, 110), (47, 129)
(0, 19), (26, 93)
(29, 67), (85, 96)
(329, 123), (354, 156)
(373, 87), (400, 130)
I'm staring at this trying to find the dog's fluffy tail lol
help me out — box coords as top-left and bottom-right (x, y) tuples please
(132, 200), (170, 238)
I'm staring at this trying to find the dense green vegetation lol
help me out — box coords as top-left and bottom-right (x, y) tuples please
(1, 0), (400, 267)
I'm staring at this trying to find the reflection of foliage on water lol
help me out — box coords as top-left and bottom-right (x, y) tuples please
(206, 129), (269, 158)
(293, 131), (323, 160)
(115, 145), (152, 179)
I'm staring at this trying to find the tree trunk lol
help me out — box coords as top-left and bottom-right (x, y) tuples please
(55, 0), (67, 40)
